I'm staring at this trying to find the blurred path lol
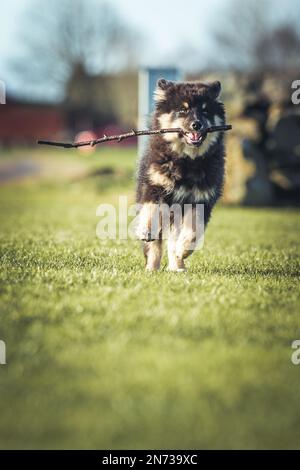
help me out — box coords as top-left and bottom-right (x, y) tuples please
(0, 151), (88, 184)
(0, 161), (40, 183)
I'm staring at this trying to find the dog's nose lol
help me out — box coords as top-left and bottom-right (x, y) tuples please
(191, 120), (202, 131)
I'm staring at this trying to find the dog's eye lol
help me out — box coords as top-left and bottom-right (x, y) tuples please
(178, 108), (188, 115)
(202, 103), (208, 113)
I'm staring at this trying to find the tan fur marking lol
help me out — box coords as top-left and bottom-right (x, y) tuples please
(148, 165), (174, 193)
(153, 88), (166, 102)
(158, 114), (185, 143)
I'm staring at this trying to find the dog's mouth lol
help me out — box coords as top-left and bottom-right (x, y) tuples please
(184, 131), (207, 147)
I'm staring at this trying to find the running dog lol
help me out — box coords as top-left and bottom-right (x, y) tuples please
(136, 79), (226, 272)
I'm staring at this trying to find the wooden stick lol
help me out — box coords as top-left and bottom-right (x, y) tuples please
(37, 125), (232, 149)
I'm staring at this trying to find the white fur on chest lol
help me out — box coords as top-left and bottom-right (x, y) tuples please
(173, 185), (216, 203)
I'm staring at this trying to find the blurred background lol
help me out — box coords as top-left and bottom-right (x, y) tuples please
(0, 0), (300, 205)
(1, 0), (300, 450)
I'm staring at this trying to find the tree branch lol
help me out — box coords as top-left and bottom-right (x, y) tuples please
(37, 125), (232, 148)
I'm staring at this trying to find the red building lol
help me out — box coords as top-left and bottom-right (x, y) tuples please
(0, 97), (66, 145)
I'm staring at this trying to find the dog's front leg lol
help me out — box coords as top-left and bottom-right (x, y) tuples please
(137, 202), (161, 242)
(143, 239), (163, 271)
(137, 202), (162, 271)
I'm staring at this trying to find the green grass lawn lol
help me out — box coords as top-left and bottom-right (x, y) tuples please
(0, 147), (300, 449)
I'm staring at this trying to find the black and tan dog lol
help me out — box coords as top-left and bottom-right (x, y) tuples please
(136, 79), (226, 271)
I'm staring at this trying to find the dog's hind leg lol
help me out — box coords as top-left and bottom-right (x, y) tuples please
(143, 239), (163, 271)
(175, 206), (204, 269)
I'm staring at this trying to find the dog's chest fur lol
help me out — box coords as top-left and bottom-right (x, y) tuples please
(137, 135), (225, 205)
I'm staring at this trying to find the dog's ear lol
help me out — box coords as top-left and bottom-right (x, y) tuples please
(154, 78), (173, 102)
(208, 81), (221, 100)
(157, 78), (174, 90)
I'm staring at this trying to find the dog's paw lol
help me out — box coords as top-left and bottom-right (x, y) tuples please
(167, 256), (186, 272)
(145, 265), (160, 272)
(167, 266), (187, 273)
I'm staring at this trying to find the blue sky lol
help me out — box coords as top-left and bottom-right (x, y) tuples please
(1, 0), (299, 64)
(0, 0), (222, 67)
(0, 0), (224, 98)
(0, 0), (299, 99)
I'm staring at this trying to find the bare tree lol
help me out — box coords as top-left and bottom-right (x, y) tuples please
(256, 24), (300, 70)
(213, 0), (300, 71)
(10, 0), (138, 100)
